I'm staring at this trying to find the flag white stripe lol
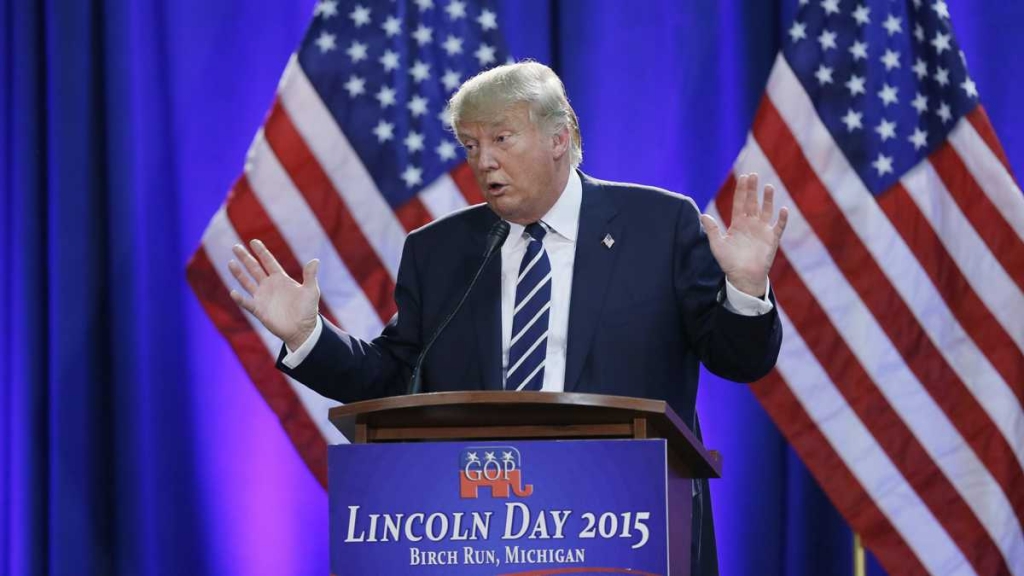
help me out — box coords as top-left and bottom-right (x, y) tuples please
(201, 207), (345, 445)
(903, 156), (1024, 353)
(948, 119), (1024, 242)
(418, 173), (469, 221)
(245, 129), (385, 340)
(737, 136), (1024, 571)
(709, 200), (970, 575)
(278, 55), (406, 280)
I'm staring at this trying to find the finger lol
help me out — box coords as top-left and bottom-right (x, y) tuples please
(745, 172), (760, 217)
(761, 184), (775, 224)
(229, 289), (257, 315)
(700, 213), (723, 239)
(302, 258), (320, 287)
(251, 239), (286, 276)
(730, 174), (748, 226)
(232, 243), (267, 282)
(774, 206), (790, 240)
(228, 260), (259, 296)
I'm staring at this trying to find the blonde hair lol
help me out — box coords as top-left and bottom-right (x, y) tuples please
(447, 61), (583, 167)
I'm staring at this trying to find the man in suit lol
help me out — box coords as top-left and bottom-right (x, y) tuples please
(228, 61), (788, 575)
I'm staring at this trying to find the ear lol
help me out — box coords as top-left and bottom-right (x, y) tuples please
(551, 126), (570, 161)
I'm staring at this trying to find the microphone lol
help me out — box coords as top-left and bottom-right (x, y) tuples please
(407, 219), (510, 395)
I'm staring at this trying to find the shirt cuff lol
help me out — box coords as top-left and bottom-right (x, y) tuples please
(281, 316), (324, 368)
(722, 277), (774, 316)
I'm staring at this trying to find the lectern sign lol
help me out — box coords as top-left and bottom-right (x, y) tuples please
(328, 439), (669, 575)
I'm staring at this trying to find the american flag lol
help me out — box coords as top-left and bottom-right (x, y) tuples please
(186, 0), (509, 484)
(709, 0), (1024, 574)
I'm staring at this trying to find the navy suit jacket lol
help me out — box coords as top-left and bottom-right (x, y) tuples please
(278, 171), (783, 575)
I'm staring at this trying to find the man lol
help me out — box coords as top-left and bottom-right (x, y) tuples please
(228, 61), (787, 575)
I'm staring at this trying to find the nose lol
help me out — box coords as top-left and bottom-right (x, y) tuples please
(475, 143), (499, 172)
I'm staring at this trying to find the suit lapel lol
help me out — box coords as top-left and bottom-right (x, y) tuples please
(564, 175), (622, 392)
(468, 211), (504, 391)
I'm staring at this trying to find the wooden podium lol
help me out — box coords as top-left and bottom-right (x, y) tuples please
(328, 392), (722, 576)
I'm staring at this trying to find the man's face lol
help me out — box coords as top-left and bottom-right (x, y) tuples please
(456, 102), (569, 225)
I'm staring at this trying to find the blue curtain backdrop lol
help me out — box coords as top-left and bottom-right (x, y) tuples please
(2, 1), (1022, 575)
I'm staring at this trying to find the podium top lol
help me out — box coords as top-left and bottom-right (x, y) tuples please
(329, 391), (722, 478)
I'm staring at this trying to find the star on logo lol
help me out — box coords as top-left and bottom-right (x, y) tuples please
(502, 451), (515, 462)
(466, 452), (479, 463)
(484, 451), (496, 462)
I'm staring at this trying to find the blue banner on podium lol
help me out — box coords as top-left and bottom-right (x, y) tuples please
(329, 439), (670, 575)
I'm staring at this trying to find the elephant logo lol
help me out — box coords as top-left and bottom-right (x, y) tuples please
(459, 446), (534, 499)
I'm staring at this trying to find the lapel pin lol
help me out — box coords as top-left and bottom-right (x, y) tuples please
(602, 233), (615, 249)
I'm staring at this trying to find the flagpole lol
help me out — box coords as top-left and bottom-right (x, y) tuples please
(854, 533), (866, 576)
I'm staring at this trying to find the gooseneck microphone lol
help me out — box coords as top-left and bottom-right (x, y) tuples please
(407, 220), (510, 395)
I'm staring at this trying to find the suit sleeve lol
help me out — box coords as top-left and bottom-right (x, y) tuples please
(672, 198), (782, 383)
(274, 233), (424, 403)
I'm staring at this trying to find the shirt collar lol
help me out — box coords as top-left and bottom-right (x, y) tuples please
(505, 169), (582, 244)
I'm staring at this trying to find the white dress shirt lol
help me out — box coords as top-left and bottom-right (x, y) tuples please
(283, 170), (774, 381)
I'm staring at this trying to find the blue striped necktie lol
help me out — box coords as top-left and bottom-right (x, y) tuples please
(506, 222), (551, 391)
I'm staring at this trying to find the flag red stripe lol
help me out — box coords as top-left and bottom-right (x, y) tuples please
(186, 248), (328, 488)
(226, 176), (344, 330)
(756, 244), (1010, 576)
(756, 97), (1024, 533)
(450, 162), (484, 205)
(263, 98), (397, 323)
(395, 196), (434, 233)
(967, 106), (1015, 179)
(878, 183), (1024, 406)
(929, 143), (1024, 294)
(751, 370), (930, 576)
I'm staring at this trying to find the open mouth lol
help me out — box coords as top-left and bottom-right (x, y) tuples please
(487, 183), (508, 194)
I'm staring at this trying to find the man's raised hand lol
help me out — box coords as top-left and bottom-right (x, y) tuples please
(228, 239), (321, 351)
(699, 173), (789, 298)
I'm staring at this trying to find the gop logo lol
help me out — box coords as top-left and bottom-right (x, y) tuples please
(459, 446), (534, 499)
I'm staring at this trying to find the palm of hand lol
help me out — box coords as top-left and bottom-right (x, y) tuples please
(228, 239), (322, 348)
(700, 173), (788, 297)
(252, 271), (319, 341)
